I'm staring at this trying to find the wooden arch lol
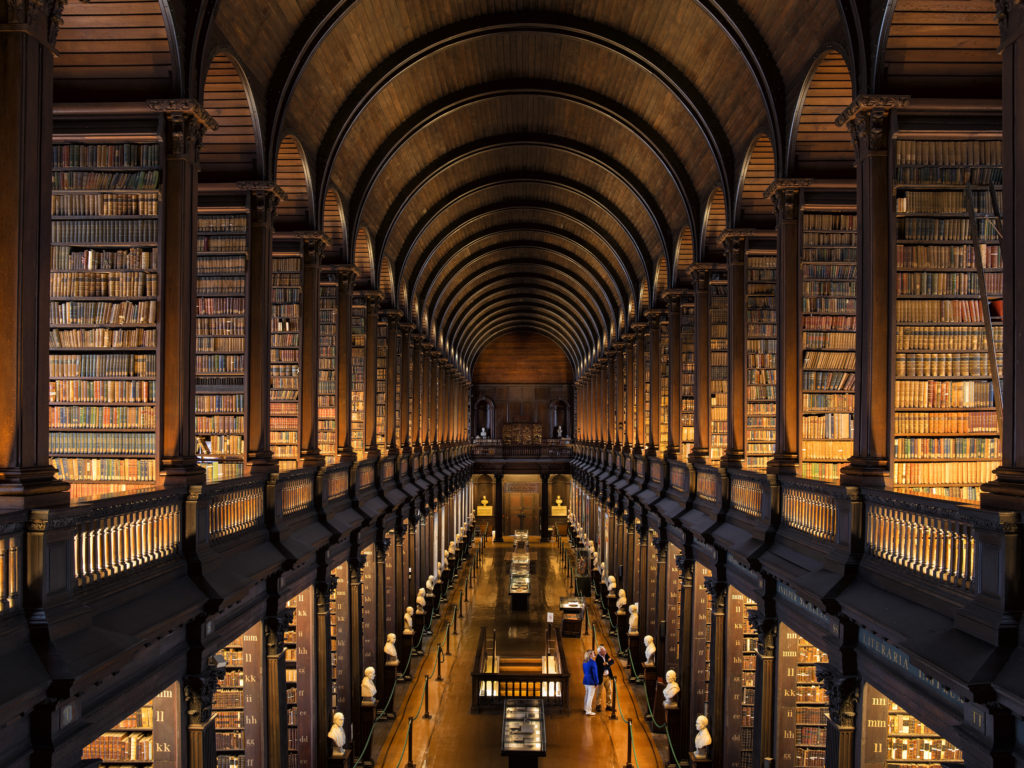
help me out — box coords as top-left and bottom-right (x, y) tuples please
(321, 189), (346, 264)
(737, 134), (777, 227)
(353, 228), (375, 288)
(653, 257), (669, 305)
(673, 227), (696, 286)
(788, 49), (855, 177)
(273, 136), (314, 229)
(701, 188), (727, 259)
(200, 52), (262, 180)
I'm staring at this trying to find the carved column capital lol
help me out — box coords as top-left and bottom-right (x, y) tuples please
(836, 95), (909, 153)
(746, 609), (778, 655)
(265, 607), (295, 655)
(146, 99), (218, 157)
(815, 664), (860, 728)
(184, 656), (227, 726)
(1, 0), (66, 42)
(765, 179), (812, 220)
(703, 576), (728, 610)
(238, 181), (285, 224)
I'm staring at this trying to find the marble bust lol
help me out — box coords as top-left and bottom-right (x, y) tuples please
(404, 606), (415, 631)
(480, 496), (489, 506)
(616, 588), (628, 612)
(607, 575), (617, 592)
(555, 495), (563, 505)
(328, 712), (346, 753)
(599, 561), (606, 578)
(695, 715), (712, 756)
(425, 575), (435, 593)
(628, 603), (639, 634)
(416, 588), (426, 609)
(663, 670), (679, 708)
(384, 632), (398, 663)
(644, 635), (656, 663)
(361, 667), (377, 702)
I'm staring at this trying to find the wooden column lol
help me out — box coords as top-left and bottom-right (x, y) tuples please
(494, 471), (504, 542)
(540, 472), (550, 541)
(184, 663), (218, 768)
(766, 181), (808, 475)
(149, 99), (216, 487)
(817, 666), (859, 768)
(705, 578), (728, 767)
(606, 357), (615, 448)
(674, 557), (695, 750)
(314, 573), (335, 768)
(690, 266), (712, 464)
(648, 310), (664, 455)
(721, 232), (747, 469)
(635, 323), (649, 454)
(239, 182), (284, 475)
(265, 611), (292, 768)
(411, 338), (423, 451)
(986, 1), (1024, 507)
(837, 96), (907, 487)
(385, 311), (401, 455)
(299, 232), (326, 469)
(665, 295), (682, 460)
(337, 267), (357, 460)
(0, 1), (69, 507)
(624, 334), (636, 453)
(363, 294), (382, 459)
(749, 610), (778, 766)
(346, 557), (365, 727)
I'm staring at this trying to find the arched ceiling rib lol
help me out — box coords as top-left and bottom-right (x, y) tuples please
(201, 0), (855, 374)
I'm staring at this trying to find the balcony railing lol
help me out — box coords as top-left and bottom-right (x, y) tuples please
(470, 440), (572, 459)
(0, 529), (20, 615)
(208, 476), (266, 541)
(278, 469), (315, 516)
(779, 478), (839, 542)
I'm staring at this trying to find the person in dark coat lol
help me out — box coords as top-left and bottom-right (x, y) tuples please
(594, 645), (614, 712)
(582, 650), (599, 715)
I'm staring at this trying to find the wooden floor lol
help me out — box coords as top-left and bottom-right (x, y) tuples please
(368, 535), (671, 768)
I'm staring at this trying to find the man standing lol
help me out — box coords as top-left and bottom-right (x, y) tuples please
(595, 645), (614, 713)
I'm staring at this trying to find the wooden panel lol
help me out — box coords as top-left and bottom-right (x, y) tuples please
(473, 332), (572, 384)
(883, 0), (1000, 97)
(739, 135), (777, 226)
(274, 136), (312, 229)
(703, 188), (727, 256)
(793, 50), (855, 176)
(353, 228), (374, 287)
(322, 189), (346, 263)
(200, 54), (259, 180)
(675, 226), (696, 278)
(54, 0), (175, 100)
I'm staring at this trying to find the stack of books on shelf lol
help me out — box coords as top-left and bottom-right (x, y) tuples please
(271, 252), (301, 471)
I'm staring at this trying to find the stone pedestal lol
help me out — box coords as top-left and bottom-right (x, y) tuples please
(616, 611), (628, 655)
(426, 590), (436, 622)
(327, 747), (350, 768)
(599, 582), (608, 608)
(440, 568), (452, 599)
(413, 610), (425, 653)
(400, 630), (414, 676)
(665, 703), (683, 767)
(382, 661), (398, 719)
(627, 633), (641, 679)
(355, 700), (376, 767)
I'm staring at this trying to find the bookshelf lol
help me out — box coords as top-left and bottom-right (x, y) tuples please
(724, 590), (758, 768)
(332, 561), (351, 721)
(892, 138), (1003, 502)
(50, 139), (162, 501)
(691, 564), (713, 719)
(375, 318), (388, 448)
(680, 298), (695, 457)
(709, 278), (729, 462)
(212, 628), (264, 768)
(861, 684), (964, 768)
(800, 208), (857, 482)
(318, 272), (338, 462)
(285, 588), (315, 768)
(195, 209), (249, 482)
(745, 246), (778, 470)
(271, 245), (302, 471)
(643, 327), (651, 444)
(350, 296), (367, 457)
(80, 684), (179, 767)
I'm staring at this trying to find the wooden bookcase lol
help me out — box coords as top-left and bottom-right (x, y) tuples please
(690, 564), (713, 721)
(80, 683), (180, 767)
(776, 627), (828, 768)
(285, 587), (315, 768)
(680, 297), (695, 457)
(49, 137), (162, 500)
(723, 590), (758, 768)
(800, 205), (857, 482)
(375, 318), (388, 448)
(270, 241), (302, 471)
(212, 627), (264, 768)
(709, 278), (729, 462)
(745, 243), (778, 470)
(861, 683), (964, 768)
(318, 271), (339, 463)
(350, 296), (367, 457)
(195, 206), (249, 481)
(659, 316), (669, 452)
(891, 136), (1003, 502)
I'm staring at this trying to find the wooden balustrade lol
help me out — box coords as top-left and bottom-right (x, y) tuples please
(863, 491), (975, 590)
(730, 472), (765, 520)
(208, 477), (265, 540)
(74, 490), (183, 586)
(323, 464), (349, 503)
(780, 482), (837, 542)
(278, 470), (315, 516)
(0, 532), (20, 614)
(695, 466), (719, 504)
(670, 463), (687, 493)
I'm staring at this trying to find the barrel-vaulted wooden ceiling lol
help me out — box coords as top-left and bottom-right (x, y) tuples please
(54, 0), (1003, 377)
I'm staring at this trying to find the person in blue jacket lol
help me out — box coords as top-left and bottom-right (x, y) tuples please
(582, 649), (599, 715)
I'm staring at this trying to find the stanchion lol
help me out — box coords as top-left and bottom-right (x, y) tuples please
(610, 677), (618, 720)
(423, 676), (431, 719)
(405, 717), (416, 768)
(446, 621), (451, 654)
(436, 644), (444, 682)
(453, 607), (459, 635)
(623, 718), (635, 768)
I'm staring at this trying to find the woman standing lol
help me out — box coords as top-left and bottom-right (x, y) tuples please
(582, 650), (599, 715)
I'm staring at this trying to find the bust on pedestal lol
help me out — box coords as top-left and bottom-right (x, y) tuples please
(628, 603), (639, 634)
(328, 711), (347, 754)
(691, 714), (712, 763)
(361, 667), (377, 705)
(662, 670), (679, 709)
(400, 609), (415, 674)
(643, 634), (656, 664)
(382, 635), (398, 719)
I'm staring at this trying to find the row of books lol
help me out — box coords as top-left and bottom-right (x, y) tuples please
(50, 299), (157, 326)
(894, 139), (1000, 168)
(198, 276), (246, 293)
(804, 213), (856, 230)
(803, 264), (856, 280)
(198, 214), (247, 233)
(52, 246), (155, 271)
(52, 218), (159, 244)
(81, 732), (155, 761)
(894, 437), (999, 459)
(894, 379), (995, 409)
(802, 413), (853, 439)
(897, 326), (1001, 354)
(197, 336), (245, 353)
(50, 353), (153, 378)
(801, 441), (852, 461)
(896, 243), (1001, 270)
(197, 298), (245, 318)
(199, 435), (245, 455)
(198, 235), (248, 253)
(50, 405), (155, 429)
(803, 351), (856, 371)
(803, 232), (856, 246)
(51, 270), (158, 298)
(895, 353), (992, 378)
(53, 169), (160, 191)
(897, 217), (999, 241)
(51, 192), (160, 216)
(896, 299), (990, 324)
(896, 271), (1001, 295)
(196, 415), (245, 432)
(197, 394), (244, 413)
(50, 432), (154, 455)
(803, 331), (855, 351)
(895, 410), (998, 435)
(51, 457), (155, 481)
(50, 326), (156, 349)
(892, 460), (999, 486)
(198, 317), (246, 336)
(803, 371), (854, 390)
(53, 142), (161, 168)
(803, 393), (855, 412)
(270, 402), (298, 415)
(196, 355), (245, 374)
(896, 188), (999, 215)
(198, 255), (246, 275)
(803, 297), (855, 314)
(50, 379), (155, 403)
